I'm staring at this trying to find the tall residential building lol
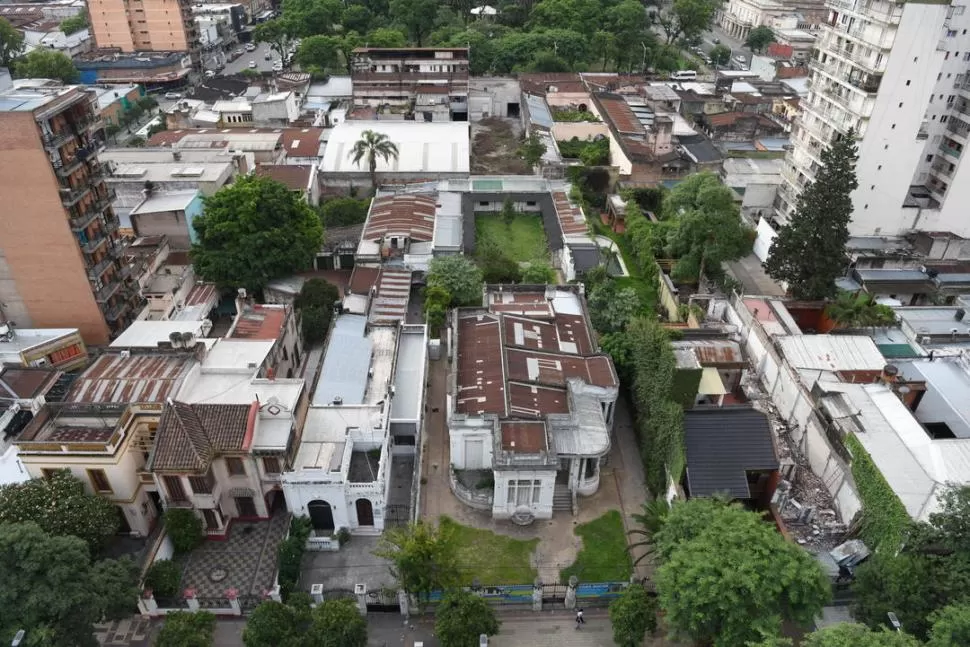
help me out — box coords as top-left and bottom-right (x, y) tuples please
(87, 0), (199, 61)
(0, 79), (141, 344)
(774, 0), (965, 239)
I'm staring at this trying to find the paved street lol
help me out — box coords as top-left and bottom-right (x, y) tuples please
(223, 41), (280, 75)
(700, 25), (754, 64)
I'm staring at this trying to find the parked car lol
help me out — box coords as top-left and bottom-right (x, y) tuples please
(204, 70), (216, 78)
(264, 52), (272, 60)
(245, 43), (257, 52)
(273, 61), (284, 72)
(164, 92), (181, 100)
(248, 60), (257, 69)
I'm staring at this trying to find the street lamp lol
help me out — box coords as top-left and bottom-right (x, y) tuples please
(11, 630), (25, 647)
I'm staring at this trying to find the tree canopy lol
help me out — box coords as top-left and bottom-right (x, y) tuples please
(709, 44), (731, 66)
(427, 255), (483, 306)
(655, 498), (830, 646)
(764, 131), (858, 299)
(0, 17), (24, 67)
(306, 598), (367, 647)
(656, 0), (720, 46)
(59, 12), (88, 36)
(0, 470), (119, 552)
(349, 129), (399, 192)
(191, 174), (323, 294)
(319, 197), (370, 228)
(244, 597), (312, 647)
(587, 281), (641, 333)
(926, 604), (970, 647)
(375, 520), (461, 604)
(518, 132), (547, 170)
(802, 623), (922, 647)
(662, 172), (752, 283)
(825, 290), (896, 329)
(745, 25), (776, 53)
(156, 611), (217, 647)
(434, 590), (500, 647)
(609, 583), (658, 647)
(14, 49), (79, 83)
(0, 522), (140, 647)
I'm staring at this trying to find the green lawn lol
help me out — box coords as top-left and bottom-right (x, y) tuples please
(560, 510), (633, 583)
(475, 213), (549, 262)
(590, 216), (658, 313)
(439, 515), (539, 585)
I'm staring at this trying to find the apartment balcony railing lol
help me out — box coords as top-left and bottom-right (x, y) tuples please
(828, 46), (886, 76)
(946, 118), (970, 140)
(69, 189), (116, 231)
(940, 143), (963, 159)
(72, 113), (104, 134)
(79, 229), (109, 254)
(931, 161), (955, 178)
(103, 215), (120, 235)
(954, 101), (970, 117)
(352, 71), (470, 83)
(847, 75), (882, 94)
(87, 255), (115, 282)
(94, 275), (123, 304)
(59, 184), (91, 207)
(41, 129), (75, 151)
(104, 297), (132, 322)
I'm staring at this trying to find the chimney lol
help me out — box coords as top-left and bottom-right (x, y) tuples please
(266, 367), (276, 381)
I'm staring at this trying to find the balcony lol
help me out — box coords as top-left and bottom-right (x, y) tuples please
(41, 129), (75, 151)
(104, 295), (132, 322)
(69, 190), (116, 231)
(931, 161), (955, 178)
(947, 118), (970, 140)
(87, 255), (115, 281)
(940, 141), (963, 159)
(847, 74), (882, 94)
(954, 101), (970, 117)
(59, 185), (90, 207)
(79, 229), (109, 254)
(72, 113), (104, 134)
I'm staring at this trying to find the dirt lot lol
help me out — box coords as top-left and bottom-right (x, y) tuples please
(471, 117), (531, 174)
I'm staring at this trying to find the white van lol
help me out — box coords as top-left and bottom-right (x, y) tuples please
(670, 70), (698, 81)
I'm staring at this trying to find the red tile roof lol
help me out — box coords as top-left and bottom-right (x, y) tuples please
(255, 164), (313, 191)
(455, 315), (506, 416)
(281, 128), (323, 159)
(152, 401), (254, 472)
(230, 304), (287, 340)
(364, 194), (437, 243)
(553, 192), (588, 236)
(596, 95), (645, 135)
(185, 283), (219, 307)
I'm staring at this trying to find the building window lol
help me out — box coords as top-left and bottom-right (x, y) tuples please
(87, 469), (112, 493)
(282, 346), (288, 361)
(262, 457), (281, 475)
(163, 475), (187, 502)
(188, 470), (215, 495)
(41, 468), (60, 479)
(226, 457), (246, 476)
(201, 508), (221, 530)
(506, 479), (542, 507)
(48, 343), (84, 365)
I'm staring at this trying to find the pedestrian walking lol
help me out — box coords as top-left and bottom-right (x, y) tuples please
(575, 608), (585, 629)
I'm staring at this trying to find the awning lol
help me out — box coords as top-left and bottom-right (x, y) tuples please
(698, 367), (727, 396)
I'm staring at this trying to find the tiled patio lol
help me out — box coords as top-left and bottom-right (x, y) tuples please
(177, 511), (289, 598)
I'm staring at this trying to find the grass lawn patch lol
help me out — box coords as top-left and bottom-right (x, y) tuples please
(475, 212), (549, 263)
(590, 218), (658, 313)
(560, 510), (632, 583)
(439, 515), (539, 585)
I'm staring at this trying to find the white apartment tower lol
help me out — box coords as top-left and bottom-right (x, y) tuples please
(774, 0), (970, 239)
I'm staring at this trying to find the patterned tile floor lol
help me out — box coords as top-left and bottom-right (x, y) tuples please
(177, 511), (290, 598)
(94, 617), (151, 646)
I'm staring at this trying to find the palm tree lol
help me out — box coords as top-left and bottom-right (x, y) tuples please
(348, 130), (399, 193)
(628, 499), (670, 566)
(826, 290), (897, 330)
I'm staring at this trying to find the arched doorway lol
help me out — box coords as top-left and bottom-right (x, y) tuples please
(307, 500), (334, 532)
(355, 498), (374, 526)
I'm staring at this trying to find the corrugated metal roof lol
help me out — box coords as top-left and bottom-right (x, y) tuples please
(777, 335), (886, 372)
(524, 93), (554, 129)
(67, 353), (196, 403)
(684, 407), (779, 498)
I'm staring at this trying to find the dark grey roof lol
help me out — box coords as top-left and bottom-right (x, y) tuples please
(569, 244), (602, 274)
(679, 135), (723, 164)
(684, 407), (779, 499)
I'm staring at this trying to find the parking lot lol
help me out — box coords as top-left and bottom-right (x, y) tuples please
(223, 41), (284, 75)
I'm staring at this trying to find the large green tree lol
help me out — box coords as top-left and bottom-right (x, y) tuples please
(14, 49), (79, 83)
(390, 0), (439, 46)
(427, 255), (484, 306)
(306, 598), (367, 647)
(191, 174), (323, 294)
(253, 19), (294, 59)
(745, 25), (776, 53)
(587, 281), (641, 333)
(708, 44), (731, 66)
(434, 590), (500, 647)
(279, 0), (343, 37)
(655, 498), (830, 646)
(295, 35), (340, 78)
(348, 129), (399, 193)
(0, 522), (139, 647)
(243, 595), (312, 647)
(662, 172), (752, 282)
(0, 470), (119, 552)
(319, 197), (370, 227)
(60, 12), (88, 36)
(927, 604), (970, 647)
(609, 583), (658, 646)
(0, 17), (24, 67)
(375, 520), (461, 605)
(656, 0), (720, 45)
(155, 611), (216, 647)
(764, 131), (859, 299)
(518, 132), (547, 170)
(802, 623), (922, 647)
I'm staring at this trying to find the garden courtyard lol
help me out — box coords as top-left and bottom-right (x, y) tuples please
(474, 212), (549, 264)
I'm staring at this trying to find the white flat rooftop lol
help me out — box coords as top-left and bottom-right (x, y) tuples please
(201, 339), (275, 372)
(312, 315), (397, 406)
(321, 121), (470, 174)
(110, 320), (209, 349)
